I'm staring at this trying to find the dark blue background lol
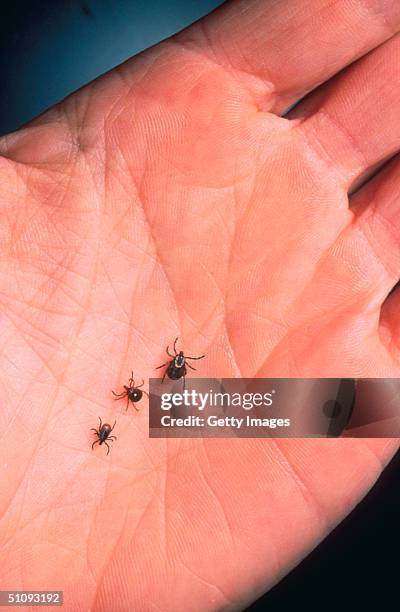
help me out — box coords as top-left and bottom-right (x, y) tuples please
(0, 0), (223, 134)
(0, 1), (398, 610)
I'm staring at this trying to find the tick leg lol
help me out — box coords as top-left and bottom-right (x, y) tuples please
(108, 435), (117, 441)
(186, 363), (197, 371)
(166, 345), (174, 358)
(137, 379), (145, 388)
(186, 354), (205, 360)
(105, 442), (110, 455)
(129, 371), (135, 384)
(142, 390), (149, 398)
(112, 390), (125, 398)
(126, 395), (130, 411)
(161, 370), (167, 384)
(156, 362), (168, 369)
(91, 440), (99, 450)
(90, 428), (98, 432)
(98, 416), (102, 429)
(110, 420), (117, 432)
(173, 337), (179, 355)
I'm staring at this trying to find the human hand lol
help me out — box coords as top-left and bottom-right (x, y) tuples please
(0, 0), (399, 608)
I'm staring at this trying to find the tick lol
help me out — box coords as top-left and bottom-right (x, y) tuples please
(91, 417), (117, 455)
(112, 372), (148, 411)
(156, 337), (205, 390)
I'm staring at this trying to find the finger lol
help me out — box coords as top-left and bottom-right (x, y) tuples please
(254, 155), (400, 379)
(292, 34), (400, 188)
(349, 154), (400, 336)
(178, 0), (400, 113)
(326, 152), (400, 334)
(380, 286), (400, 349)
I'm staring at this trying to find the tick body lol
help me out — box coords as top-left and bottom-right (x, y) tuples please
(91, 417), (117, 455)
(156, 337), (205, 390)
(112, 373), (148, 411)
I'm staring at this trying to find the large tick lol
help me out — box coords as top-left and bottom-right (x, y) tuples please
(156, 337), (205, 390)
(112, 372), (148, 411)
(91, 417), (117, 455)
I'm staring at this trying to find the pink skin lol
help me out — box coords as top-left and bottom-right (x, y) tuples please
(0, 0), (400, 609)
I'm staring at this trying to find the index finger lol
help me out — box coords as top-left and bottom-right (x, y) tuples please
(178, 0), (400, 114)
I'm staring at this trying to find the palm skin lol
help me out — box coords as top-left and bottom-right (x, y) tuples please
(0, 1), (400, 609)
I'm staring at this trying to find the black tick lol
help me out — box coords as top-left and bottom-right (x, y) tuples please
(112, 372), (148, 411)
(91, 417), (117, 455)
(156, 337), (205, 390)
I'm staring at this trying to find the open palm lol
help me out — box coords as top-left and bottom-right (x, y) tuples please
(0, 1), (399, 609)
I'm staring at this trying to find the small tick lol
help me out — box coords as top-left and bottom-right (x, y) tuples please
(91, 417), (117, 455)
(156, 337), (205, 390)
(112, 372), (148, 411)
(112, 372), (149, 411)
